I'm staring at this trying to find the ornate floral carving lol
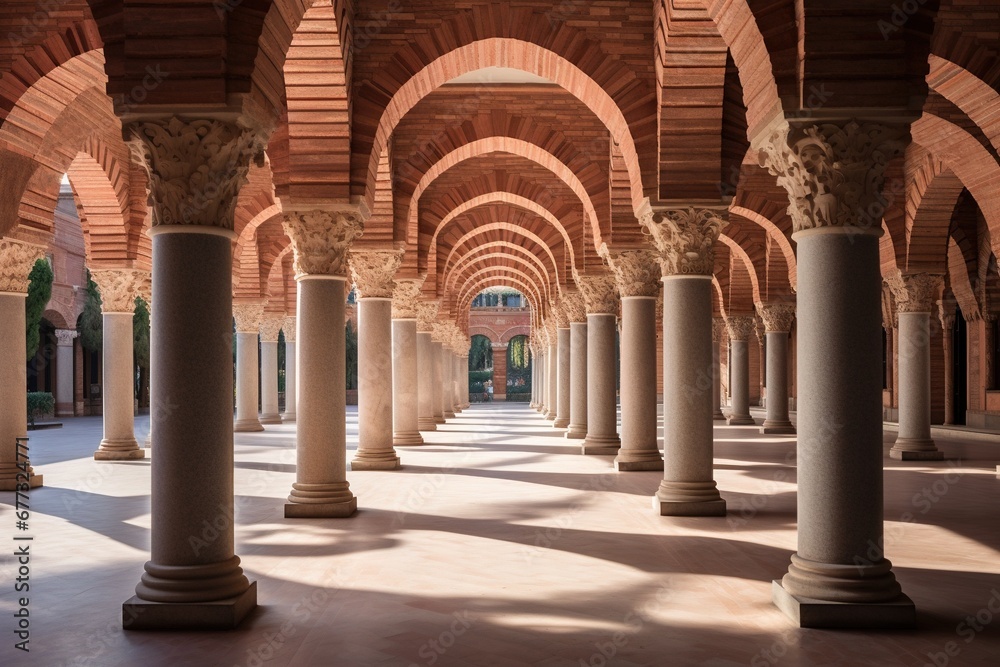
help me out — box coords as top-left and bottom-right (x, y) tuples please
(282, 209), (365, 277)
(54, 329), (78, 346)
(726, 315), (756, 342)
(638, 207), (725, 276)
(712, 317), (726, 342)
(136, 274), (152, 309)
(756, 302), (797, 333)
(259, 316), (284, 343)
(574, 271), (619, 315)
(233, 302), (265, 334)
(391, 279), (424, 319)
(416, 301), (440, 333)
(552, 300), (570, 329)
(0, 239), (45, 293)
(126, 117), (266, 229)
(349, 248), (403, 299)
(601, 247), (661, 297)
(91, 269), (147, 313)
(283, 316), (297, 343)
(754, 119), (908, 234)
(562, 292), (587, 323)
(885, 271), (945, 314)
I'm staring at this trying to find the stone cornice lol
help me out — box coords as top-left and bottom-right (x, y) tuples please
(638, 206), (726, 276)
(756, 302), (796, 333)
(0, 239), (45, 294)
(282, 208), (365, 277)
(349, 248), (403, 299)
(885, 271), (945, 313)
(91, 268), (148, 313)
(233, 302), (265, 334)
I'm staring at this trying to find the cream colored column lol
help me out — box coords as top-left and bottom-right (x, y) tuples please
(554, 313), (571, 428)
(938, 302), (956, 426)
(536, 344), (547, 413)
(0, 240), (45, 490)
(54, 329), (78, 417)
(258, 316), (283, 424)
(233, 302), (265, 433)
(281, 317), (296, 422)
(565, 297), (588, 439)
(712, 318), (726, 420)
(416, 301), (439, 431)
(606, 249), (663, 470)
(757, 303), (797, 434)
(282, 209), (363, 518)
(641, 206), (727, 516)
(392, 280), (424, 444)
(350, 249), (403, 469)
(431, 328), (446, 422)
(529, 342), (539, 409)
(888, 272), (945, 460)
(442, 342), (457, 418)
(577, 273), (621, 454)
(726, 315), (756, 425)
(461, 352), (471, 408)
(92, 269), (146, 460)
(545, 324), (558, 420)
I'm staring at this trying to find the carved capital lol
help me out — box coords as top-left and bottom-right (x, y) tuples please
(91, 269), (147, 313)
(126, 117), (266, 229)
(602, 247), (662, 297)
(0, 239), (45, 293)
(562, 292), (587, 323)
(416, 300), (440, 333)
(55, 329), (78, 346)
(552, 300), (570, 329)
(754, 119), (908, 234)
(392, 278), (424, 319)
(712, 317), (726, 342)
(574, 271), (619, 315)
(259, 316), (284, 343)
(639, 207), (725, 276)
(136, 274), (152, 308)
(283, 316), (297, 343)
(756, 302), (796, 333)
(885, 271), (945, 314)
(282, 208), (365, 277)
(349, 248), (403, 299)
(726, 315), (756, 342)
(233, 301), (265, 334)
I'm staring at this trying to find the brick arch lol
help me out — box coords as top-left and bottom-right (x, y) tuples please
(41, 307), (72, 331)
(728, 205), (797, 291)
(66, 151), (127, 267)
(468, 327), (502, 345)
(265, 245), (295, 316)
(904, 153), (965, 274)
(445, 243), (557, 302)
(947, 236), (980, 321)
(457, 267), (546, 318)
(233, 205), (282, 300)
(447, 251), (554, 306)
(717, 235), (760, 310)
(927, 55), (1000, 155)
(500, 327), (531, 345)
(720, 223), (765, 301)
(460, 277), (543, 320)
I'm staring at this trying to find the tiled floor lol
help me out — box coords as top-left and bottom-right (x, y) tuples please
(2, 404), (1000, 666)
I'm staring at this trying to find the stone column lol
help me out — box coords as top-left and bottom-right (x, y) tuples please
(640, 206), (727, 516)
(258, 316), (283, 424)
(544, 323), (558, 420)
(416, 302), (439, 431)
(55, 329), (78, 417)
(121, 117), (262, 628)
(392, 280), (423, 444)
(564, 296), (588, 439)
(492, 341), (509, 401)
(757, 303), (797, 434)
(92, 269), (146, 460)
(350, 248), (403, 469)
(712, 318), (726, 420)
(938, 302), (956, 426)
(887, 272), (945, 460)
(555, 312), (571, 427)
(281, 317), (296, 422)
(606, 249), (663, 470)
(442, 345), (456, 417)
(757, 118), (913, 626)
(536, 343), (547, 413)
(282, 209), (364, 518)
(431, 327), (447, 422)
(0, 240), (45, 490)
(232, 302), (265, 433)
(577, 273), (621, 454)
(461, 353), (471, 408)
(726, 315), (756, 426)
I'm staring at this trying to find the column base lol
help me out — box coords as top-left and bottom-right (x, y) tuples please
(417, 419), (437, 432)
(285, 497), (358, 518)
(234, 419), (264, 432)
(889, 439), (944, 460)
(444, 410), (456, 419)
(259, 413), (282, 425)
(771, 580), (915, 629)
(727, 414), (755, 426)
(653, 481), (726, 516)
(0, 473), (43, 491)
(351, 454), (401, 471)
(286, 482), (357, 517)
(123, 582), (257, 630)
(95, 439), (145, 461)
(543, 410), (556, 421)
(761, 420), (796, 435)
(565, 424), (587, 439)
(553, 417), (570, 428)
(434, 416), (446, 424)
(615, 453), (664, 472)
(394, 431), (425, 446)
(713, 411), (726, 421)
(581, 436), (621, 455)
(280, 412), (296, 423)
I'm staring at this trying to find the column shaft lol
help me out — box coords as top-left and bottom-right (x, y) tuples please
(545, 343), (557, 420)
(761, 332), (795, 434)
(55, 335), (76, 417)
(891, 312), (942, 459)
(417, 332), (437, 431)
(393, 319), (423, 444)
(0, 294), (41, 490)
(281, 340), (296, 422)
(582, 314), (620, 453)
(942, 326), (954, 426)
(615, 297), (662, 470)
(432, 341), (445, 423)
(566, 322), (588, 438)
(234, 332), (263, 432)
(443, 349), (456, 418)
(354, 298), (399, 469)
(712, 341), (725, 420)
(259, 341), (281, 424)
(554, 328), (571, 427)
(728, 339), (754, 425)
(95, 313), (142, 459)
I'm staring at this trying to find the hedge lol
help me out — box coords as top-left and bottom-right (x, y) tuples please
(27, 392), (54, 426)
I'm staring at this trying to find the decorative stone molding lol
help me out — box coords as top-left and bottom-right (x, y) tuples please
(552, 300), (570, 329)
(137, 274), (152, 309)
(0, 239), (45, 293)
(601, 247), (661, 297)
(126, 117), (266, 229)
(55, 329), (78, 346)
(282, 316), (297, 343)
(885, 271), (945, 314)
(575, 272), (619, 315)
(349, 248), (403, 299)
(430, 322), (450, 343)
(938, 303), (955, 333)
(91, 269), (147, 313)
(282, 209), (365, 277)
(753, 119), (908, 234)
(259, 316), (284, 343)
(233, 302), (265, 334)
(756, 302), (796, 333)
(712, 317), (726, 342)
(391, 279), (424, 319)
(726, 315), (756, 342)
(544, 320), (558, 345)
(638, 207), (725, 276)
(415, 300), (439, 333)
(562, 292), (587, 323)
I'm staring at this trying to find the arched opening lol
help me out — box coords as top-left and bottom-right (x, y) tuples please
(468, 334), (493, 403)
(505, 334), (532, 402)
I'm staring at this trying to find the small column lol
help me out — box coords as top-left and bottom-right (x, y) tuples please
(887, 272), (945, 460)
(416, 302), (439, 431)
(565, 297), (589, 439)
(529, 341), (540, 409)
(536, 343), (547, 413)
(606, 249), (663, 470)
(757, 303), (797, 434)
(431, 326), (446, 423)
(577, 273), (621, 454)
(0, 239), (45, 490)
(442, 345), (457, 418)
(92, 269), (146, 460)
(232, 302), (265, 433)
(712, 318), (726, 420)
(938, 302), (955, 426)
(462, 352), (471, 408)
(282, 208), (363, 518)
(544, 323), (557, 420)
(350, 248), (403, 469)
(281, 317), (296, 422)
(258, 316), (283, 424)
(640, 206), (727, 516)
(554, 315), (571, 427)
(392, 280), (423, 444)
(726, 315), (756, 425)
(55, 329), (78, 417)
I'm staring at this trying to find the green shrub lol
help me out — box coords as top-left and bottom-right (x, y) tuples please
(468, 370), (492, 384)
(27, 392), (54, 426)
(25, 259), (53, 360)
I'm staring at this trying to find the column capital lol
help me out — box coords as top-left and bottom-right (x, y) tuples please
(753, 118), (909, 235)
(391, 278), (424, 319)
(91, 268), (148, 313)
(756, 302), (797, 333)
(233, 301), (265, 333)
(137, 273), (152, 308)
(415, 300), (439, 333)
(551, 299), (570, 328)
(725, 314), (756, 342)
(637, 206), (726, 276)
(937, 302), (956, 332)
(885, 271), (945, 314)
(712, 316), (726, 342)
(601, 246), (661, 297)
(126, 117), (267, 230)
(349, 247), (403, 299)
(562, 291), (587, 323)
(259, 315), (284, 343)
(54, 328), (78, 346)
(282, 208), (365, 278)
(0, 238), (45, 293)
(574, 271), (619, 315)
(282, 316), (297, 343)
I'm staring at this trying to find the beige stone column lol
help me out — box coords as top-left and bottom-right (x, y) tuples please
(55, 328), (78, 417)
(121, 117), (262, 628)
(0, 240), (45, 490)
(461, 352), (471, 408)
(726, 314), (756, 426)
(712, 318), (726, 420)
(544, 322), (558, 420)
(258, 316), (283, 424)
(606, 249), (663, 470)
(757, 303), (797, 434)
(442, 340), (457, 417)
(233, 302), (265, 433)
(350, 248), (403, 469)
(536, 341), (547, 413)
(416, 302), (439, 431)
(938, 302), (956, 426)
(757, 118), (913, 627)
(577, 273), (621, 454)
(282, 209), (364, 518)
(431, 327), (447, 422)
(92, 269), (146, 460)
(554, 306), (571, 427)
(392, 280), (423, 445)
(281, 317), (296, 422)
(641, 206), (727, 516)
(529, 341), (539, 409)
(564, 297), (588, 439)
(887, 272), (945, 460)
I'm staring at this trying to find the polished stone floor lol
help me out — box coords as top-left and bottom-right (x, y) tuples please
(2, 404), (999, 666)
